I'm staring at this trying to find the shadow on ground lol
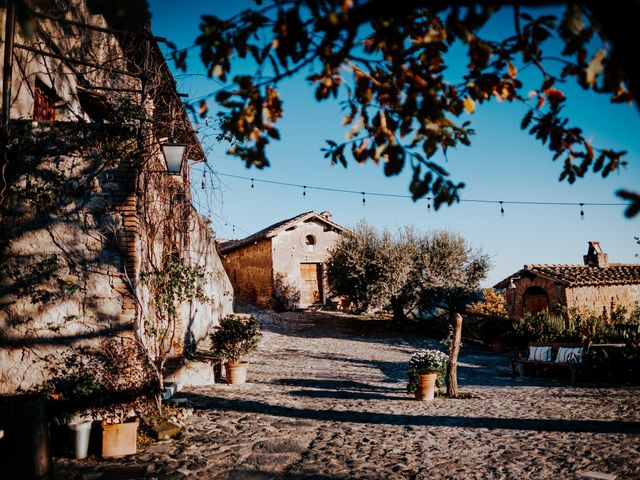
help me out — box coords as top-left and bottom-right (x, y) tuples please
(181, 392), (640, 435)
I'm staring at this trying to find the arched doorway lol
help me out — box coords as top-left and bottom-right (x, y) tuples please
(523, 286), (549, 314)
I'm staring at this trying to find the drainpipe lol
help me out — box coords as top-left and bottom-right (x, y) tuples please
(2, 0), (16, 133)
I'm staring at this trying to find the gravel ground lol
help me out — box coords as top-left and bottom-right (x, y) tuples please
(55, 308), (640, 480)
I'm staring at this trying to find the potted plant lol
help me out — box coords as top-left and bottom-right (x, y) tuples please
(39, 371), (101, 459)
(100, 410), (139, 458)
(407, 349), (449, 401)
(210, 315), (262, 385)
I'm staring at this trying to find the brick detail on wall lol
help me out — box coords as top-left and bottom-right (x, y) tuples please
(110, 165), (139, 319)
(507, 275), (564, 319)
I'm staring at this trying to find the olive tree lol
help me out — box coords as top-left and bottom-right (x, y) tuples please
(326, 221), (418, 320)
(327, 224), (489, 396)
(413, 231), (491, 396)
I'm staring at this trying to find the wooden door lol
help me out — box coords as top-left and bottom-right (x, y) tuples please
(523, 286), (549, 314)
(300, 263), (322, 305)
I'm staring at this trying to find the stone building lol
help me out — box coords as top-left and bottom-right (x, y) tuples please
(0, 0), (232, 393)
(219, 211), (345, 308)
(494, 242), (640, 319)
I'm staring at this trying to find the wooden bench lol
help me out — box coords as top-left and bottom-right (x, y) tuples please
(511, 342), (588, 383)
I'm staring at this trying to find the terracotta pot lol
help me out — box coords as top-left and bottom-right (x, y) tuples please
(101, 419), (138, 458)
(414, 373), (438, 401)
(225, 361), (249, 385)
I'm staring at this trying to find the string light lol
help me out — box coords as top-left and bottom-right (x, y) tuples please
(362, 192), (366, 206)
(427, 197), (431, 211)
(204, 170), (629, 212)
(201, 169), (206, 190)
(580, 203), (585, 220)
(303, 186), (306, 197)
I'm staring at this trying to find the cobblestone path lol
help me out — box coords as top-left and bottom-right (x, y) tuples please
(57, 309), (640, 479)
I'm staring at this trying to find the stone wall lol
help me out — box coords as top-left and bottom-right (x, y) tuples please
(565, 284), (639, 315)
(181, 212), (234, 350)
(506, 274), (639, 319)
(271, 219), (342, 307)
(0, 1), (233, 393)
(0, 149), (137, 393)
(222, 239), (273, 308)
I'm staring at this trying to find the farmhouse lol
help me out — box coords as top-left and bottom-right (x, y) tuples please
(219, 211), (345, 308)
(0, 0), (232, 393)
(494, 242), (640, 319)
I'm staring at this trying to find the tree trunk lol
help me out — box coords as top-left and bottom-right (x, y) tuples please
(446, 311), (463, 397)
(391, 298), (407, 327)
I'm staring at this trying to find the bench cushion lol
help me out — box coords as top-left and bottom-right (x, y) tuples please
(528, 346), (552, 362)
(556, 347), (583, 364)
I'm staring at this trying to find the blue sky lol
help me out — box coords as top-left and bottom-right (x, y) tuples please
(148, 1), (640, 287)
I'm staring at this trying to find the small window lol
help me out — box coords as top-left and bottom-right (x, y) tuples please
(305, 235), (316, 252)
(33, 80), (58, 121)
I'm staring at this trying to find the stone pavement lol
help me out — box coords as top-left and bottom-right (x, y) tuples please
(55, 309), (640, 479)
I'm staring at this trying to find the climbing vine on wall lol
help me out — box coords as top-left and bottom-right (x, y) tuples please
(141, 255), (211, 409)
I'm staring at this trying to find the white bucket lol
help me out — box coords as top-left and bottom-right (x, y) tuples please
(68, 421), (92, 459)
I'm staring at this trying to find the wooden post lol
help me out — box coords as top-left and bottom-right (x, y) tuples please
(0, 394), (52, 479)
(446, 311), (463, 397)
(2, 0), (16, 132)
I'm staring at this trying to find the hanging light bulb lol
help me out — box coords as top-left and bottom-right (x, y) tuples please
(303, 186), (306, 197)
(427, 197), (431, 211)
(362, 192), (366, 206)
(580, 203), (585, 220)
(251, 178), (254, 189)
(201, 170), (206, 190)
(499, 201), (505, 217)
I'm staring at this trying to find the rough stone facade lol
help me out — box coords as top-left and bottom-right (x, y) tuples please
(496, 242), (640, 319)
(564, 284), (638, 316)
(0, 0), (232, 394)
(220, 211), (345, 308)
(221, 240), (273, 308)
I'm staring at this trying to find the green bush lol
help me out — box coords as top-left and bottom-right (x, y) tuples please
(210, 315), (262, 364)
(272, 273), (300, 311)
(511, 305), (640, 346)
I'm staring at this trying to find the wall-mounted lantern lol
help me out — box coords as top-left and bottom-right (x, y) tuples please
(508, 276), (521, 290)
(161, 141), (186, 176)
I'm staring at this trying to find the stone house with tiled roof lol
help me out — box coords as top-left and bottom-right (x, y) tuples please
(219, 211), (345, 308)
(494, 242), (640, 319)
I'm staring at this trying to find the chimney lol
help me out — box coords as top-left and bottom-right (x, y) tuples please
(319, 211), (332, 220)
(583, 241), (608, 268)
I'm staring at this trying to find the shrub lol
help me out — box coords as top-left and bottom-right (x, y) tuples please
(210, 315), (262, 364)
(512, 305), (640, 345)
(272, 273), (300, 311)
(467, 288), (508, 318)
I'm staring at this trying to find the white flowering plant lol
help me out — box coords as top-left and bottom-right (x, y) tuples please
(407, 349), (449, 394)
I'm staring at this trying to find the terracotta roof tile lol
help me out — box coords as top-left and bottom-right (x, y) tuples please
(495, 263), (640, 288)
(218, 211), (344, 254)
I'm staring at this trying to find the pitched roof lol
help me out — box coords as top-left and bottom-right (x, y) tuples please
(218, 211), (345, 254)
(494, 263), (640, 289)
